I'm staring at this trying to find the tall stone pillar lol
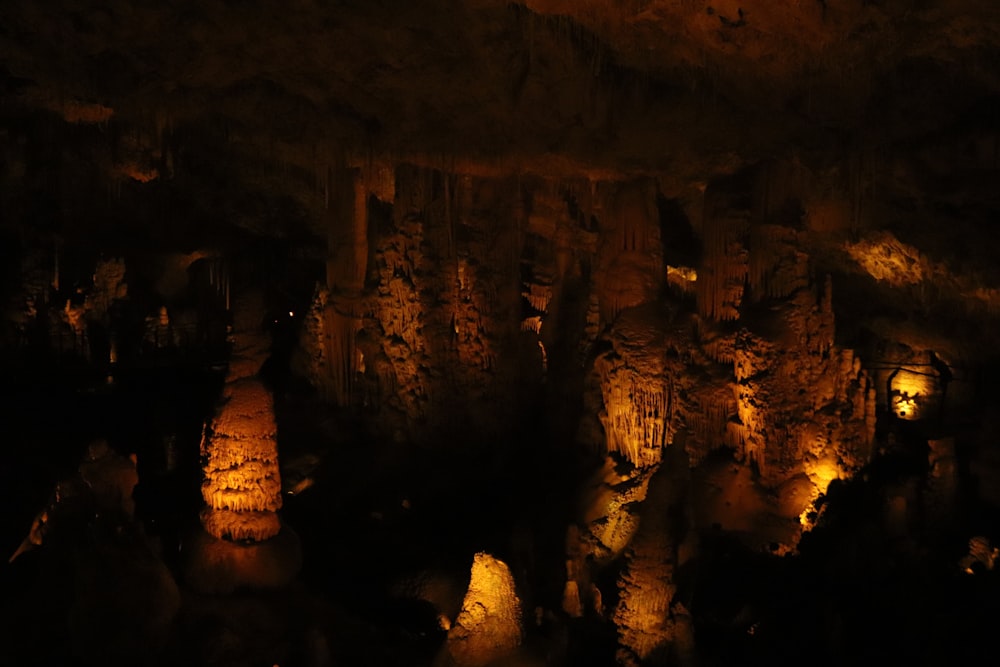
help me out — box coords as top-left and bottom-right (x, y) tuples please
(323, 166), (368, 407)
(186, 291), (300, 593)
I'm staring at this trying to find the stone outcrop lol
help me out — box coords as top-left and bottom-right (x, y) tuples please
(613, 458), (692, 667)
(445, 552), (524, 667)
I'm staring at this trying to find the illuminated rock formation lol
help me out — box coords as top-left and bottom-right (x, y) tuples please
(365, 200), (431, 426)
(200, 293), (282, 542)
(575, 459), (653, 566)
(446, 552), (523, 667)
(10, 439), (139, 562)
(2, 0), (1000, 663)
(613, 458), (691, 667)
(960, 536), (1000, 574)
(143, 305), (179, 351)
(595, 306), (675, 469)
(731, 282), (876, 486)
(186, 291), (300, 593)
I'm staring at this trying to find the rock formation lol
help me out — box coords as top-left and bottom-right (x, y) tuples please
(186, 291), (300, 593)
(1, 0), (1000, 663)
(613, 460), (691, 667)
(445, 552), (524, 667)
(199, 292), (283, 542)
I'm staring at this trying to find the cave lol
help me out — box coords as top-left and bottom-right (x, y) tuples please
(2, 2), (1000, 666)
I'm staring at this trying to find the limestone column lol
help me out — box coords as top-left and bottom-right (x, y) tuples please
(323, 165), (368, 407)
(199, 291), (282, 541)
(187, 291), (300, 592)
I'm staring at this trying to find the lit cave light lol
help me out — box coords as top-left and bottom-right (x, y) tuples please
(890, 369), (935, 420)
(666, 265), (698, 294)
(799, 455), (846, 529)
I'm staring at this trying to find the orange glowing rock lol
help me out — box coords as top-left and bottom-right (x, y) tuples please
(447, 552), (523, 667)
(845, 232), (927, 287)
(199, 293), (283, 543)
(595, 306), (673, 469)
(613, 462), (685, 666)
(60, 100), (114, 124)
(115, 162), (159, 183)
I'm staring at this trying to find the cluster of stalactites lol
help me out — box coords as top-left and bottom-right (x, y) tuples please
(614, 546), (678, 665)
(296, 283), (364, 407)
(520, 278), (552, 335)
(522, 281), (553, 314)
(599, 366), (671, 469)
(451, 260), (496, 373)
(697, 324), (737, 367)
(296, 285), (332, 390)
(696, 209), (749, 322)
(747, 224), (810, 302)
(374, 216), (425, 347)
(682, 390), (740, 466)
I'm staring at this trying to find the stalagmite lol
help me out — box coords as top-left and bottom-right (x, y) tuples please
(446, 552), (523, 667)
(199, 292), (283, 542)
(613, 459), (688, 667)
(185, 291), (300, 594)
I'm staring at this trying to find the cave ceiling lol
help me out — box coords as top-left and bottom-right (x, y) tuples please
(1, 0), (999, 246)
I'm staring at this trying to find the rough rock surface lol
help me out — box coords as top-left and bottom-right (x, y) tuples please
(446, 552), (524, 667)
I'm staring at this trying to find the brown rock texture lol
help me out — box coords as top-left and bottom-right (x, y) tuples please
(446, 552), (524, 667)
(200, 292), (283, 542)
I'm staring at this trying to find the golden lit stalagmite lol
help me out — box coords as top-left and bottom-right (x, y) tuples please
(613, 452), (694, 667)
(200, 292), (283, 542)
(186, 291), (300, 593)
(445, 552), (524, 667)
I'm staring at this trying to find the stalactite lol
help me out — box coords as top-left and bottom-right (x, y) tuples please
(52, 239), (59, 291)
(522, 282), (553, 313)
(748, 224), (809, 301)
(520, 316), (542, 334)
(697, 197), (748, 321)
(599, 365), (671, 469)
(324, 304), (359, 407)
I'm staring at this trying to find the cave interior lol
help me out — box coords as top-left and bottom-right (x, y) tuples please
(2, 1), (1000, 666)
